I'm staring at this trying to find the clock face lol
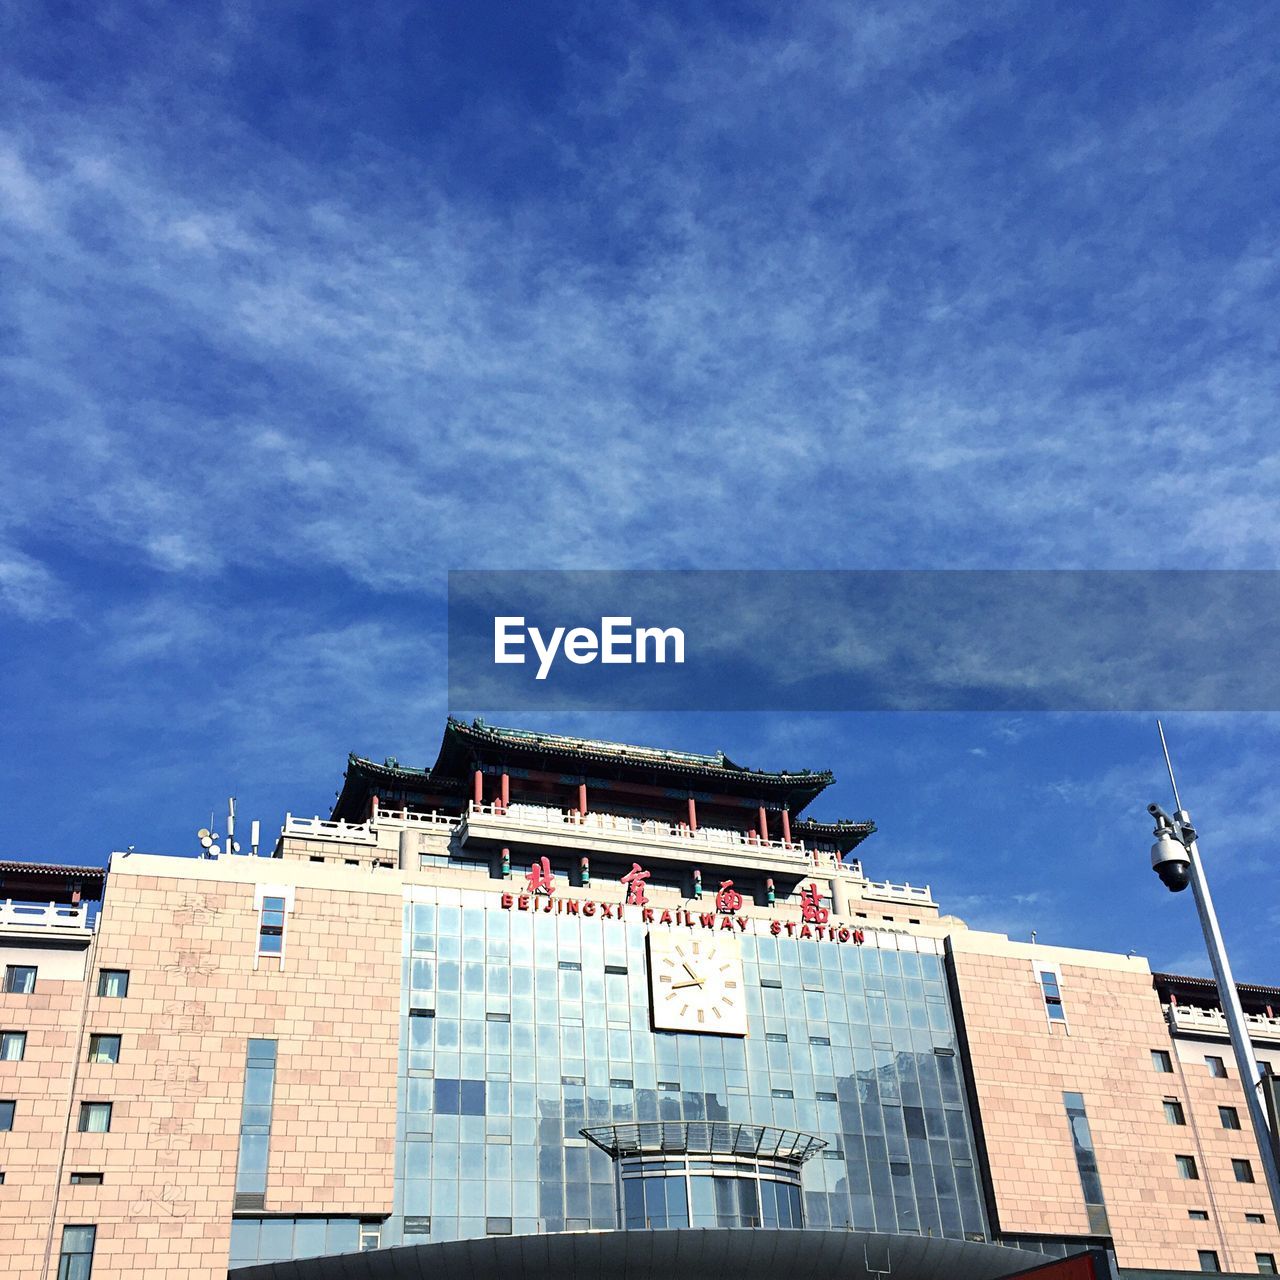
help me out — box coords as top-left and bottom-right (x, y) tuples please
(648, 932), (748, 1036)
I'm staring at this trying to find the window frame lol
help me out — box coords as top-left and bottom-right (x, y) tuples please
(87, 1035), (121, 1065)
(1233, 1158), (1256, 1184)
(1256, 1253), (1277, 1275)
(57, 1223), (96, 1280)
(77, 1102), (112, 1134)
(96, 970), (129, 999)
(1152, 1049), (1174, 1073)
(1197, 1249), (1221, 1273)
(1164, 1098), (1187, 1125)
(1177, 1154), (1200, 1181)
(0, 1098), (15, 1131)
(3, 965), (37, 995)
(1206, 1055), (1228, 1079)
(0, 1029), (27, 1061)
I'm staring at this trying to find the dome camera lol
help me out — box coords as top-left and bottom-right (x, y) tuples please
(1150, 808), (1191, 893)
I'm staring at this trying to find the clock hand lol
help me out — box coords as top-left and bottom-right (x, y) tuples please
(681, 962), (700, 981)
(671, 977), (705, 990)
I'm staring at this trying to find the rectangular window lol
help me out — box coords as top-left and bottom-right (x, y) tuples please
(765, 1033), (788, 1043)
(761, 977), (782, 989)
(1234, 1159), (1256, 1184)
(69, 1172), (103, 1185)
(557, 960), (581, 971)
(1164, 1099), (1187, 1125)
(1257, 1255), (1277, 1275)
(0, 1099), (14, 1131)
(1063, 1092), (1109, 1233)
(87, 1035), (121, 1065)
(1207, 1056), (1228, 1078)
(771, 1088), (793, 1099)
(1178, 1154), (1200, 1180)
(96, 970), (128, 998)
(1039, 970), (1066, 1020)
(1248, 1214), (1267, 1224)
(235, 1040), (277, 1200)
(258, 896), (286, 955)
(1220, 1106), (1242, 1129)
(1152, 1049), (1174, 1073)
(1189, 1210), (1209, 1221)
(485, 1217), (512, 1235)
(1198, 1251), (1221, 1273)
(0, 1031), (26, 1061)
(3, 966), (37, 994)
(57, 1224), (96, 1280)
(816, 1091), (838, 1102)
(359, 1222), (381, 1251)
(77, 1103), (111, 1133)
(809, 1035), (831, 1046)
(432, 1078), (486, 1115)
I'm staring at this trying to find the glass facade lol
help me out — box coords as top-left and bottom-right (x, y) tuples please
(375, 886), (988, 1248)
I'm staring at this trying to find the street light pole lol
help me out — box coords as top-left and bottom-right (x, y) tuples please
(1150, 722), (1280, 1223)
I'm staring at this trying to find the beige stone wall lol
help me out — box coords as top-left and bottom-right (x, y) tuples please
(0, 949), (89, 1279)
(949, 932), (1280, 1272)
(6, 857), (402, 1280)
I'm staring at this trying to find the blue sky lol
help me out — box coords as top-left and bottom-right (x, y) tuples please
(1, 2), (1278, 981)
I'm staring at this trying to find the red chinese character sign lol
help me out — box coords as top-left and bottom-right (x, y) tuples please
(620, 862), (651, 906)
(526, 856), (556, 896)
(715, 880), (742, 913)
(799, 882), (829, 924)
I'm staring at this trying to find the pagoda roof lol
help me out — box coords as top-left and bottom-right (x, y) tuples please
(431, 719), (834, 795)
(789, 817), (877, 855)
(331, 718), (842, 821)
(1153, 971), (1280, 1004)
(0, 859), (106, 905)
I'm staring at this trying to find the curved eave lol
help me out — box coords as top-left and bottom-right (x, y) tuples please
(791, 818), (877, 854)
(435, 719), (836, 804)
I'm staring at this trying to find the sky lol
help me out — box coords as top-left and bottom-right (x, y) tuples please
(1, 1), (1278, 981)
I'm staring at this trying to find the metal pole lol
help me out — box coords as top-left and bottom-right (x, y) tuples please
(1158, 724), (1280, 1221)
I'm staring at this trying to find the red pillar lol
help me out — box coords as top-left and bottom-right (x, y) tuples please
(578, 782), (588, 816)
(781, 807), (791, 845)
(370, 794), (380, 822)
(473, 769), (483, 806)
(500, 772), (510, 812)
(687, 796), (698, 831)
(758, 806), (769, 843)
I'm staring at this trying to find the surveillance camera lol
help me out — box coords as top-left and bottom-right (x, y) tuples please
(1151, 827), (1191, 893)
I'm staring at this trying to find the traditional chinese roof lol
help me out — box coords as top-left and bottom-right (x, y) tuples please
(0, 860), (106, 905)
(1153, 971), (1280, 1005)
(333, 718), (841, 821)
(789, 817), (877, 856)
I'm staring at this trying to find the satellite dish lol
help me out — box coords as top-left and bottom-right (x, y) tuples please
(198, 828), (211, 840)
(209, 844), (222, 857)
(231, 841), (241, 854)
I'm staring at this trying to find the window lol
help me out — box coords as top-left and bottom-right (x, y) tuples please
(236, 1039), (278, 1201)
(1248, 1214), (1267, 1224)
(1064, 1092), (1109, 1234)
(77, 1103), (112, 1133)
(96, 970), (128, 998)
(765, 1033), (788, 1043)
(87, 1035), (120, 1065)
(1039, 970), (1066, 1021)
(1152, 1049), (1174, 1073)
(1189, 1209), (1209, 1221)
(761, 977), (782, 989)
(1177, 1154), (1200, 1180)
(1207, 1056), (1228, 1078)
(1220, 1106), (1241, 1129)
(771, 1088), (793, 1099)
(809, 1035), (831, 1046)
(0, 1031), (26, 1061)
(1164, 1099), (1187, 1125)
(1234, 1159), (1256, 1183)
(3, 966), (36, 995)
(485, 1217), (512, 1235)
(0, 1100), (14, 1131)
(57, 1224), (96, 1280)
(258, 896), (286, 955)
(69, 1172), (103, 1185)
(1257, 1254), (1277, 1275)
(359, 1222), (381, 1251)
(432, 1078), (485, 1116)
(816, 1091), (838, 1102)
(1198, 1251), (1221, 1273)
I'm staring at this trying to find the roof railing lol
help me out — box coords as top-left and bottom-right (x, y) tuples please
(0, 899), (90, 931)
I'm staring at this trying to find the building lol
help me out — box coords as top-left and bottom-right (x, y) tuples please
(0, 718), (1275, 1278)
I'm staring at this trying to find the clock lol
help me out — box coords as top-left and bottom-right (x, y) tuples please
(648, 931), (748, 1036)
